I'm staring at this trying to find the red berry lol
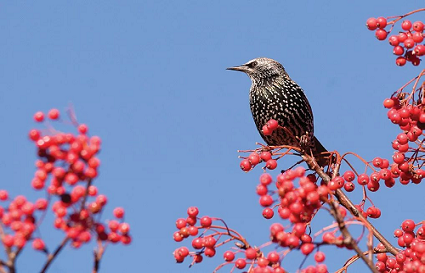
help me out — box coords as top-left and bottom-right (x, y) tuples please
(328, 177), (344, 190)
(380, 159), (389, 169)
(187, 207), (199, 218)
(119, 223), (130, 234)
(257, 257), (269, 267)
(108, 231), (121, 243)
(393, 46), (404, 56)
(404, 38), (415, 49)
(260, 173), (273, 185)
(245, 248), (257, 260)
(357, 174), (369, 185)
(188, 226), (198, 236)
(28, 129), (41, 141)
(96, 194), (107, 206)
(388, 35), (399, 46)
(223, 251), (235, 261)
(366, 18), (378, 30)
(375, 29), (387, 40)
(267, 251), (280, 263)
(240, 159), (252, 172)
(256, 184), (267, 196)
(14, 235), (26, 248)
(375, 261), (386, 271)
(414, 44), (425, 56)
(200, 216), (212, 227)
(262, 125), (272, 136)
(383, 98), (395, 108)
(48, 109), (60, 120)
(2, 234), (14, 247)
(379, 169), (391, 180)
(265, 159), (277, 170)
(204, 247), (216, 257)
(372, 157), (383, 168)
(235, 258), (247, 269)
(301, 243), (315, 255)
(259, 195), (273, 207)
(396, 57), (407, 66)
(113, 207), (125, 219)
(88, 157), (100, 168)
(413, 21), (425, 32)
(398, 32), (408, 42)
(412, 32), (423, 43)
(260, 152), (272, 161)
(314, 251), (325, 262)
(32, 238), (45, 250)
(397, 133), (408, 144)
(34, 112), (45, 122)
(394, 229), (403, 238)
(286, 235), (300, 248)
(35, 199), (48, 210)
(344, 182), (355, 192)
(79, 231), (91, 242)
(402, 20), (412, 31)
(78, 124), (88, 134)
(262, 208), (274, 219)
(392, 152), (405, 164)
(412, 57), (421, 66)
(248, 153), (261, 165)
(367, 178), (380, 192)
(204, 236), (217, 248)
(401, 219), (415, 232)
(377, 17), (387, 29)
(191, 238), (203, 249)
(267, 119), (279, 130)
(306, 191), (319, 203)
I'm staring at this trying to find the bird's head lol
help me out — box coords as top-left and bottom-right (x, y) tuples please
(227, 57), (285, 82)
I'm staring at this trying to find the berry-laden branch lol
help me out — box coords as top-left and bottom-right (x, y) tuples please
(0, 108), (133, 273)
(173, 8), (425, 273)
(366, 8), (425, 66)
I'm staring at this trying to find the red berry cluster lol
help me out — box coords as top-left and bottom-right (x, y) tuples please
(269, 222), (328, 273)
(383, 98), (425, 185)
(262, 119), (279, 136)
(21, 109), (132, 251)
(257, 168), (325, 224)
(173, 206), (292, 272)
(173, 207), (209, 263)
(240, 150), (278, 172)
(366, 16), (424, 66)
(0, 192), (45, 250)
(375, 220), (425, 272)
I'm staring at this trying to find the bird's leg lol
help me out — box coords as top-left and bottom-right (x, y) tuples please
(299, 132), (313, 152)
(298, 132), (324, 170)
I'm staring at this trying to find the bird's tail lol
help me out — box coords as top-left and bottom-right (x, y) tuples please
(313, 136), (332, 167)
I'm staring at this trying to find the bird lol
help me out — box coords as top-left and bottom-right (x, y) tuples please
(227, 57), (328, 166)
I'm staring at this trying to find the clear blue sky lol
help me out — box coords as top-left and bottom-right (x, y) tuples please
(1, 1), (424, 272)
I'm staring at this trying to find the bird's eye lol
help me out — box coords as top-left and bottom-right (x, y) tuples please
(247, 61), (257, 68)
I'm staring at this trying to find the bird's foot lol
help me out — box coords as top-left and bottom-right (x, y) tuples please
(299, 132), (313, 151)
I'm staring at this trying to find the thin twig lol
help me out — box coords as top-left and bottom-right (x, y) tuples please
(40, 236), (70, 273)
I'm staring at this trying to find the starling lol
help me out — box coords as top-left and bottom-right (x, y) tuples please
(227, 57), (328, 165)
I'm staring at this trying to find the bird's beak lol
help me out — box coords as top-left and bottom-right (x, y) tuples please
(226, 65), (248, 72)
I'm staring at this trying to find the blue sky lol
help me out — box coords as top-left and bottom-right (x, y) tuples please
(1, 1), (425, 272)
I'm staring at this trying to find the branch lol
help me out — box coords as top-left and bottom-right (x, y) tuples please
(40, 236), (70, 273)
(301, 154), (398, 272)
(327, 199), (378, 273)
(93, 238), (107, 273)
(302, 155), (399, 255)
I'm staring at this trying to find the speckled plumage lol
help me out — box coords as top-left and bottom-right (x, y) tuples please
(228, 57), (327, 163)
